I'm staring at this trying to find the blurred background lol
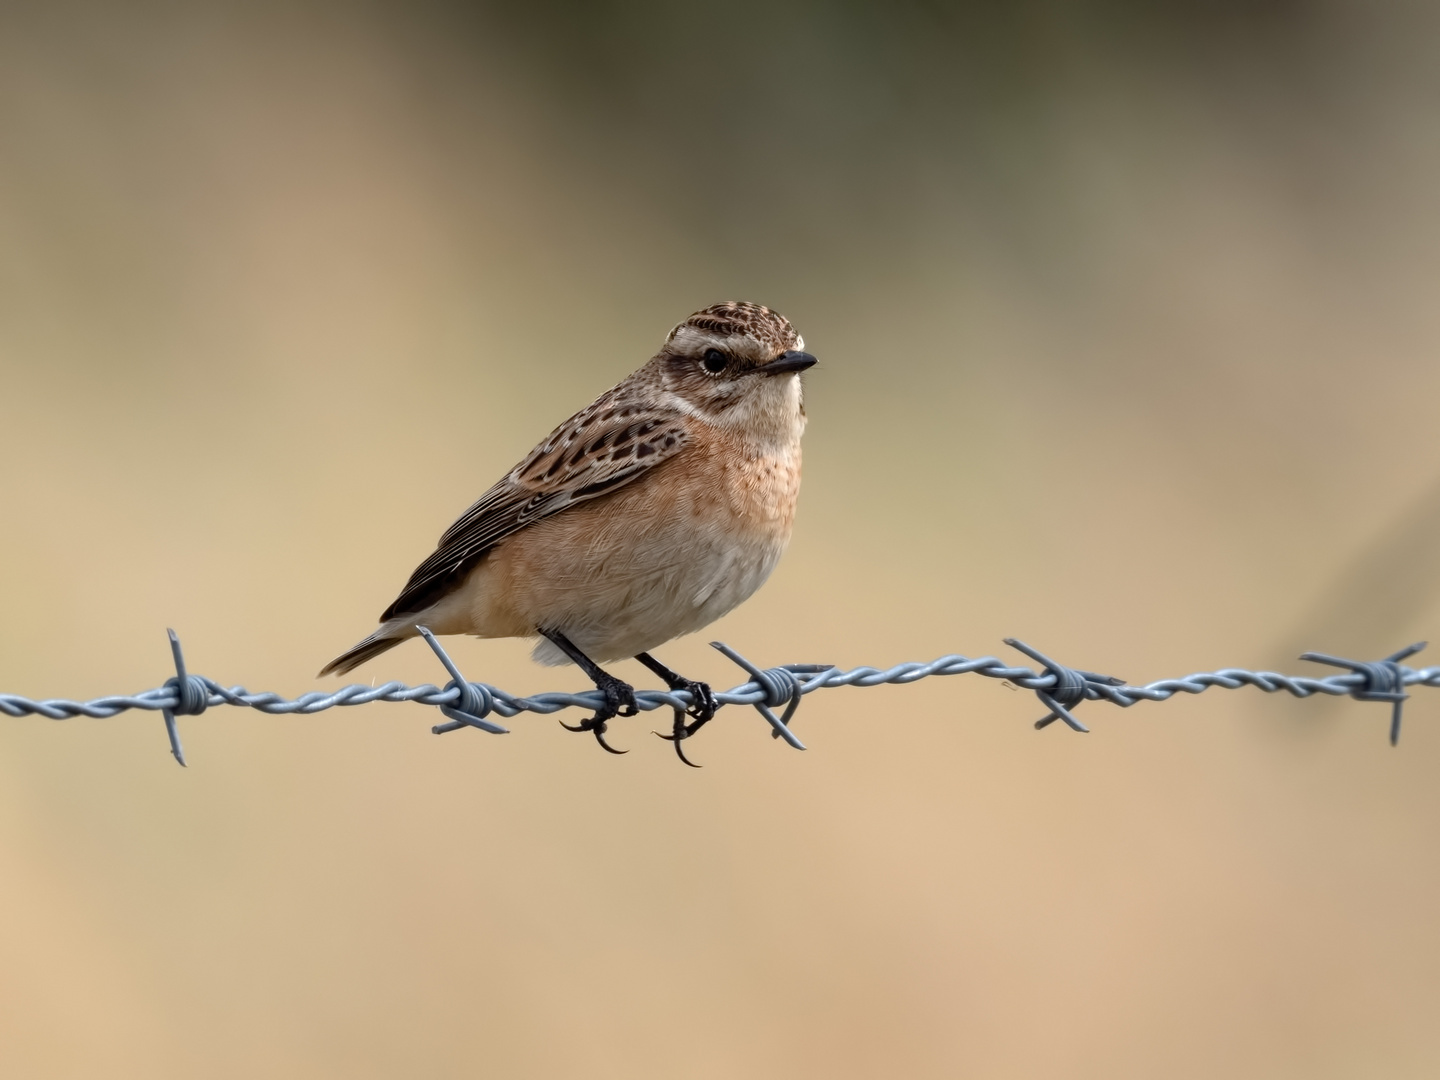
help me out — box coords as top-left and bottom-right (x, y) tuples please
(2, 0), (1439, 1075)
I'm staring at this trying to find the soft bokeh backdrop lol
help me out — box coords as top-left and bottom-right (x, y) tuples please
(3, 1), (1439, 1076)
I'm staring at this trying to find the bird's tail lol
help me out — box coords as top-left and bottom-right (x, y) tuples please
(318, 621), (416, 678)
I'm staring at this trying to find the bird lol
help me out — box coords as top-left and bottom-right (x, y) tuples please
(320, 301), (816, 763)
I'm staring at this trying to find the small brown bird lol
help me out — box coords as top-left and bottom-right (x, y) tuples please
(320, 301), (816, 761)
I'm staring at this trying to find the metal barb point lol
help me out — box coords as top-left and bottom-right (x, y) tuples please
(162, 709), (187, 767)
(1299, 642), (1425, 746)
(416, 626), (510, 735)
(710, 641), (808, 750)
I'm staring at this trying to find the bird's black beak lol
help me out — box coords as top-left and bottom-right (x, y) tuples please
(763, 350), (818, 375)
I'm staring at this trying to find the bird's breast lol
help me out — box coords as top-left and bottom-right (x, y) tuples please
(715, 440), (802, 538)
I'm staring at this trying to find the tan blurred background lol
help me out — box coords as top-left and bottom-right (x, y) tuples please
(3, 0), (1440, 1075)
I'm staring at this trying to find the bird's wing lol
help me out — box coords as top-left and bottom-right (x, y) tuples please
(380, 393), (691, 620)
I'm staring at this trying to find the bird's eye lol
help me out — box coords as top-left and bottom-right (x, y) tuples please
(701, 348), (727, 374)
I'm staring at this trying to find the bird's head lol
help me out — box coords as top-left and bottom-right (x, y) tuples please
(655, 301), (816, 444)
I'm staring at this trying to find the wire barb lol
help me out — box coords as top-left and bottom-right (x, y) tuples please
(1003, 638), (1124, 734)
(416, 626), (510, 736)
(159, 628), (201, 767)
(1299, 642), (1427, 746)
(710, 642), (836, 750)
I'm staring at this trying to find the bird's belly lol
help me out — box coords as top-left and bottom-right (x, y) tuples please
(519, 518), (785, 664)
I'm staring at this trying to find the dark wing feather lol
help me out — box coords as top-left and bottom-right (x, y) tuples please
(380, 397), (690, 620)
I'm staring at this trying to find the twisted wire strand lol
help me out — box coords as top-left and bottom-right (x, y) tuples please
(4, 643), (1437, 722)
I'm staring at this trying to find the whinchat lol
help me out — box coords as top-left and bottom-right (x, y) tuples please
(320, 301), (816, 761)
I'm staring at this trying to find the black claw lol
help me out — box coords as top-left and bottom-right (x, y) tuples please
(558, 715), (629, 754)
(655, 708), (703, 767)
(671, 737), (701, 768)
(592, 726), (629, 755)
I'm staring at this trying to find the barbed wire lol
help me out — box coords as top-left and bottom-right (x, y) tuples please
(1, 628), (1434, 767)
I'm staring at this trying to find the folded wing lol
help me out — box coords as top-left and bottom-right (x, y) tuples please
(381, 396), (691, 620)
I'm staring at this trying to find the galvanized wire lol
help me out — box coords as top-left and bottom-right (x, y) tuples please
(0, 629), (1434, 766)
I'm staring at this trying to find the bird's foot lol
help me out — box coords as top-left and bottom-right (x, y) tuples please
(680, 678), (718, 725)
(559, 671), (637, 755)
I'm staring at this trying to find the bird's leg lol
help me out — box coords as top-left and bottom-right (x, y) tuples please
(635, 651), (718, 768)
(540, 629), (637, 755)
